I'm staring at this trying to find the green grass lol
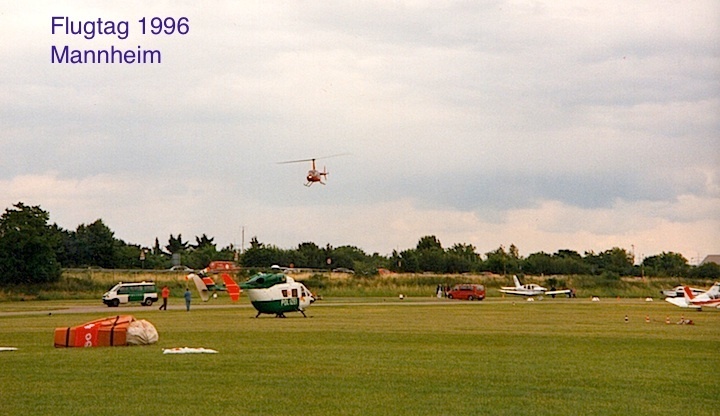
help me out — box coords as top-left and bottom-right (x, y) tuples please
(0, 298), (717, 415)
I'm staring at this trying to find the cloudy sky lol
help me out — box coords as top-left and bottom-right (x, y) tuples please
(2, 1), (718, 263)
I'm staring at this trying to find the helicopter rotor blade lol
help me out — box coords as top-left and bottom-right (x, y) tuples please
(276, 153), (349, 165)
(277, 158), (316, 165)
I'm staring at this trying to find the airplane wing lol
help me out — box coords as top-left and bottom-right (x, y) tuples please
(664, 297), (700, 309)
(221, 273), (241, 302)
(545, 289), (571, 296)
(499, 289), (535, 296)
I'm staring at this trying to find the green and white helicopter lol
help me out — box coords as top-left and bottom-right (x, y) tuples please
(239, 270), (315, 318)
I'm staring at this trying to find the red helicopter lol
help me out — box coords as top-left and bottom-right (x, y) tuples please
(278, 154), (347, 186)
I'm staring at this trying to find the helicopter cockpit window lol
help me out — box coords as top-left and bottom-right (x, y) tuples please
(282, 289), (288, 297)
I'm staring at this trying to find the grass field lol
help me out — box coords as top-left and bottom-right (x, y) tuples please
(0, 297), (717, 415)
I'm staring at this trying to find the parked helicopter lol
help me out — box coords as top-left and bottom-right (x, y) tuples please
(187, 272), (241, 302)
(277, 153), (347, 186)
(239, 271), (315, 317)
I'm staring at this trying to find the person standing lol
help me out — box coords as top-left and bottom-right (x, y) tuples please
(159, 286), (170, 310)
(184, 288), (192, 311)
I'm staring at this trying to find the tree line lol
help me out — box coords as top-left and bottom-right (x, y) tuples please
(0, 202), (718, 285)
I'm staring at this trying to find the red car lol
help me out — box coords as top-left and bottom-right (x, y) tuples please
(447, 284), (485, 301)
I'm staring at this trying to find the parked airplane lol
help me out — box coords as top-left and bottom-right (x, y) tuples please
(187, 273), (241, 302)
(660, 285), (705, 298)
(499, 275), (571, 298)
(664, 282), (720, 310)
(239, 272), (315, 317)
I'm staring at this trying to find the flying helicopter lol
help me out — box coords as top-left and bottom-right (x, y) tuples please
(277, 153), (347, 186)
(239, 269), (315, 318)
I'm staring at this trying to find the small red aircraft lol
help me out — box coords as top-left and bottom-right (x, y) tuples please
(278, 154), (347, 186)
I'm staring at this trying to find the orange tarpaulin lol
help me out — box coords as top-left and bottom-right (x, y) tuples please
(54, 315), (157, 348)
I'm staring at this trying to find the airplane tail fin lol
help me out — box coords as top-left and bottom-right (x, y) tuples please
(221, 273), (241, 302)
(682, 286), (696, 300)
(705, 283), (720, 299)
(513, 275), (522, 288)
(188, 273), (211, 302)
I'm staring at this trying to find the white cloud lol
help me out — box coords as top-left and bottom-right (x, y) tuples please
(1, 1), (718, 263)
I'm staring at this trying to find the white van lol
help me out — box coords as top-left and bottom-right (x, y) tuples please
(102, 282), (158, 307)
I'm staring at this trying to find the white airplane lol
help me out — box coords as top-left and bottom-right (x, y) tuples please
(499, 275), (571, 298)
(664, 282), (720, 310)
(660, 285), (705, 298)
(239, 272), (315, 318)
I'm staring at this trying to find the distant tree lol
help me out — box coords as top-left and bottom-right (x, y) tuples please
(642, 252), (689, 277)
(484, 246), (508, 275)
(418, 249), (446, 273)
(184, 244), (219, 269)
(444, 253), (470, 274)
(446, 243), (480, 273)
(240, 237), (293, 268)
(389, 250), (402, 272)
(688, 262), (720, 279)
(193, 234), (215, 250)
(112, 240), (142, 269)
(394, 249), (420, 273)
(447, 243), (478, 258)
(294, 242), (325, 269)
(152, 237), (164, 256)
(508, 244), (520, 260)
(0, 203), (61, 284)
(586, 247), (633, 277)
(49, 223), (73, 267)
(73, 219), (115, 268)
(249, 236), (263, 249)
(552, 250), (590, 275)
(523, 252), (554, 275)
(485, 245), (521, 275)
(416, 235), (443, 251)
(413, 236), (445, 273)
(555, 249), (583, 260)
(165, 234), (189, 254)
(328, 245), (367, 270)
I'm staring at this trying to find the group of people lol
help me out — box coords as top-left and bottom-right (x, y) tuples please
(158, 286), (193, 311)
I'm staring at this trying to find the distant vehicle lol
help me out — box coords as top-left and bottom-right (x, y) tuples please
(661, 286), (705, 298)
(499, 275), (571, 298)
(665, 283), (720, 310)
(447, 284), (485, 301)
(203, 261), (240, 274)
(102, 282), (158, 307)
(332, 268), (355, 274)
(169, 265), (193, 271)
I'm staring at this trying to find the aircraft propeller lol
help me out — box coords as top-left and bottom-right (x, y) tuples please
(276, 153), (349, 165)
